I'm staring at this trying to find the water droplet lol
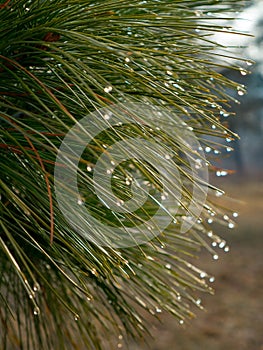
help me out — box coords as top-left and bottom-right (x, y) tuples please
(33, 307), (40, 316)
(155, 307), (162, 313)
(116, 199), (124, 207)
(195, 10), (203, 17)
(196, 299), (202, 305)
(228, 222), (235, 229)
(91, 268), (98, 277)
(200, 272), (207, 279)
(209, 276), (215, 283)
(207, 231), (213, 237)
(87, 165), (92, 172)
(103, 113), (111, 120)
(118, 335), (123, 340)
(219, 241), (226, 249)
(246, 60), (253, 66)
(216, 170), (228, 177)
(117, 343), (123, 348)
(211, 124), (216, 130)
(207, 218), (213, 224)
(239, 68), (248, 76)
(166, 70), (173, 76)
(213, 254), (219, 260)
(179, 319), (184, 325)
(226, 147), (233, 152)
(165, 264), (172, 270)
(104, 85), (113, 93)
(33, 282), (40, 292)
(77, 198), (83, 205)
(224, 246), (230, 252)
(205, 147), (211, 153)
(233, 212), (239, 218)
(212, 242), (217, 247)
(216, 190), (224, 197)
(74, 314), (80, 321)
(125, 57), (131, 63)
(223, 214), (229, 220)
(146, 256), (154, 261)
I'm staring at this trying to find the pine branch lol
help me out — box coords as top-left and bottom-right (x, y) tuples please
(0, 1), (250, 349)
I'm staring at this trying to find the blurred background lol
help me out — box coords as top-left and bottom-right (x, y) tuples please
(130, 1), (263, 349)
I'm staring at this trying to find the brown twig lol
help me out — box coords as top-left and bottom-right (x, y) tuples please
(0, 0), (11, 9)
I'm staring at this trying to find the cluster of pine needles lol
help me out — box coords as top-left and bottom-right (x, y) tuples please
(0, 1), (250, 349)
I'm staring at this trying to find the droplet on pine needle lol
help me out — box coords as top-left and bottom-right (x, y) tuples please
(239, 68), (248, 76)
(33, 307), (40, 316)
(103, 113), (111, 120)
(104, 85), (113, 93)
(215, 190), (224, 197)
(246, 60), (253, 66)
(219, 241), (226, 249)
(33, 282), (40, 292)
(200, 272), (207, 279)
(195, 9), (203, 16)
